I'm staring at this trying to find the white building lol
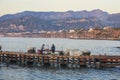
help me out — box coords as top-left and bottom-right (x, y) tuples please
(88, 28), (94, 32)
(69, 29), (75, 33)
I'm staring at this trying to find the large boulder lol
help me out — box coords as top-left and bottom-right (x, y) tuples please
(81, 50), (91, 56)
(27, 47), (36, 53)
(65, 49), (82, 56)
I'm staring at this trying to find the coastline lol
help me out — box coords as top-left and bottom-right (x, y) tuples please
(0, 34), (119, 41)
(0, 28), (120, 41)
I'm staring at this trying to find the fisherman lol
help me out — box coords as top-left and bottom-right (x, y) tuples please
(41, 44), (45, 54)
(51, 44), (55, 53)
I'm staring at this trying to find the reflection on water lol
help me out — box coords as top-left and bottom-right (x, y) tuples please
(0, 64), (120, 80)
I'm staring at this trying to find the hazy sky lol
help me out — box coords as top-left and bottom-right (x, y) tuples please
(0, 0), (120, 16)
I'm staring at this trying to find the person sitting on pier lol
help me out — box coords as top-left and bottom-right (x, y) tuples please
(51, 44), (55, 54)
(41, 44), (45, 54)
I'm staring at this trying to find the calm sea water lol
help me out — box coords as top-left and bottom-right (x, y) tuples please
(0, 37), (120, 55)
(0, 37), (120, 80)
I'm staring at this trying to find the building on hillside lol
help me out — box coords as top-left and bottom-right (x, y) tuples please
(88, 28), (94, 32)
(103, 26), (112, 30)
(69, 29), (75, 33)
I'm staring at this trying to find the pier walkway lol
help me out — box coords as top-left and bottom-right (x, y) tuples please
(0, 51), (120, 68)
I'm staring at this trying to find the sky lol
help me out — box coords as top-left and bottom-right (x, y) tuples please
(0, 0), (120, 16)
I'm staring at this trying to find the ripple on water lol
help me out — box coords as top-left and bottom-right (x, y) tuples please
(0, 64), (120, 80)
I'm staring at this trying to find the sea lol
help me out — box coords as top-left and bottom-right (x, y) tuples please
(0, 37), (120, 80)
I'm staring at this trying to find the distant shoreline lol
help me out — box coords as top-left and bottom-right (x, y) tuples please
(0, 28), (120, 41)
(0, 35), (119, 41)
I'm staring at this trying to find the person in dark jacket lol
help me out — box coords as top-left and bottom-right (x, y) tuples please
(51, 44), (55, 53)
(41, 44), (45, 54)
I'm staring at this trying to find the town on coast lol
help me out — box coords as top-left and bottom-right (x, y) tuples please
(0, 27), (120, 40)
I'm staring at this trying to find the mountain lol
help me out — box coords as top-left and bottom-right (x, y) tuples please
(106, 13), (120, 27)
(0, 9), (109, 20)
(0, 9), (120, 33)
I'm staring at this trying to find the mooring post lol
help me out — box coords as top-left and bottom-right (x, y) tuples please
(5, 54), (9, 66)
(83, 57), (86, 65)
(0, 53), (1, 62)
(62, 57), (64, 64)
(93, 58), (96, 67)
(2, 53), (5, 62)
(67, 57), (69, 68)
(57, 57), (60, 67)
(88, 58), (91, 67)
(71, 57), (75, 68)
(15, 55), (17, 61)
(97, 59), (101, 68)
(23, 55), (26, 66)
(36, 55), (40, 67)
(12, 54), (17, 64)
(19, 54), (22, 65)
(37, 56), (40, 62)
(37, 56), (40, 65)
(78, 58), (80, 68)
(33, 55), (36, 66)
(47, 56), (49, 63)
(42, 55), (44, 66)
(6, 54), (8, 62)
(118, 58), (120, 64)
(82, 57), (87, 68)
(10, 54), (13, 61)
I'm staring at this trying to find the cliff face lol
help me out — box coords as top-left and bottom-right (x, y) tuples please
(0, 9), (120, 33)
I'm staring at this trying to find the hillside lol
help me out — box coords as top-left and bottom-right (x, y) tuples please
(0, 9), (120, 33)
